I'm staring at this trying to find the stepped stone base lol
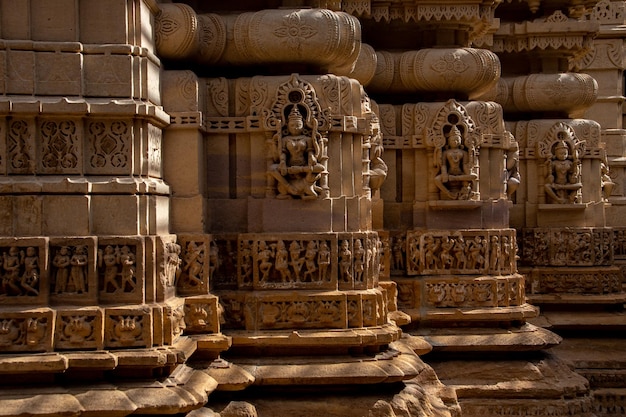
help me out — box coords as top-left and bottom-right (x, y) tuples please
(427, 352), (595, 417)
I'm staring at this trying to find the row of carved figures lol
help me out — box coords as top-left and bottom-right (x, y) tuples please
(390, 233), (516, 275)
(0, 245), (137, 298)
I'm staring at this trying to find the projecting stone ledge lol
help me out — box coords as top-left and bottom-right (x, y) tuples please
(415, 323), (562, 352)
(0, 364), (218, 417)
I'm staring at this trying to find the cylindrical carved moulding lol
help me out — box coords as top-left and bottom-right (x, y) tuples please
(155, 4), (362, 73)
(503, 73), (598, 116)
(366, 48), (500, 97)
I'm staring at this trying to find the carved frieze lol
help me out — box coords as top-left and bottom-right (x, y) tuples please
(520, 228), (613, 267)
(529, 269), (622, 295)
(404, 229), (517, 276)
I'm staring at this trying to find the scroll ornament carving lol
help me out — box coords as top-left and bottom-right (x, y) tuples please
(40, 120), (79, 172)
(8, 120), (33, 174)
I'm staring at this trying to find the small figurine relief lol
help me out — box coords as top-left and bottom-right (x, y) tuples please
(265, 76), (330, 200)
(540, 125), (584, 204)
(170, 305), (186, 339)
(505, 139), (521, 200)
(97, 245), (137, 294)
(254, 238), (333, 287)
(178, 241), (206, 291)
(239, 240), (254, 286)
(60, 245), (88, 294)
(0, 246), (40, 297)
(339, 240), (353, 283)
(391, 236), (406, 274)
(600, 150), (615, 201)
(365, 116), (388, 193)
(163, 242), (181, 287)
(212, 239), (238, 290)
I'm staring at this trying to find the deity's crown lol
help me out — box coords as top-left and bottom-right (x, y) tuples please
(288, 106), (303, 121)
(555, 140), (568, 152)
(449, 125), (461, 137)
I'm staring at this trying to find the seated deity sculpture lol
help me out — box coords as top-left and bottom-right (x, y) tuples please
(433, 125), (478, 200)
(544, 140), (582, 204)
(268, 106), (325, 199)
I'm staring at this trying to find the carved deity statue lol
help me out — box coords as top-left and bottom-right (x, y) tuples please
(544, 139), (582, 204)
(53, 246), (71, 294)
(434, 125), (478, 200)
(268, 106), (325, 199)
(69, 246), (87, 293)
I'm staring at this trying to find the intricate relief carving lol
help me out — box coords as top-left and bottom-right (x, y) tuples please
(87, 120), (130, 173)
(106, 314), (147, 347)
(265, 75), (330, 199)
(520, 228), (612, 267)
(40, 120), (79, 173)
(162, 242), (181, 288)
(427, 100), (481, 200)
(406, 230), (516, 275)
(52, 246), (87, 294)
(184, 295), (220, 334)
(0, 312), (52, 352)
(590, 0), (625, 23)
(273, 11), (318, 51)
(539, 123), (584, 204)
(56, 311), (102, 350)
(147, 124), (162, 177)
(425, 276), (523, 308)
(0, 246), (40, 297)
(534, 270), (622, 294)
(254, 238), (335, 289)
(8, 119), (34, 174)
(98, 245), (137, 295)
(177, 240), (208, 295)
(365, 116), (388, 192)
(255, 297), (346, 329)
